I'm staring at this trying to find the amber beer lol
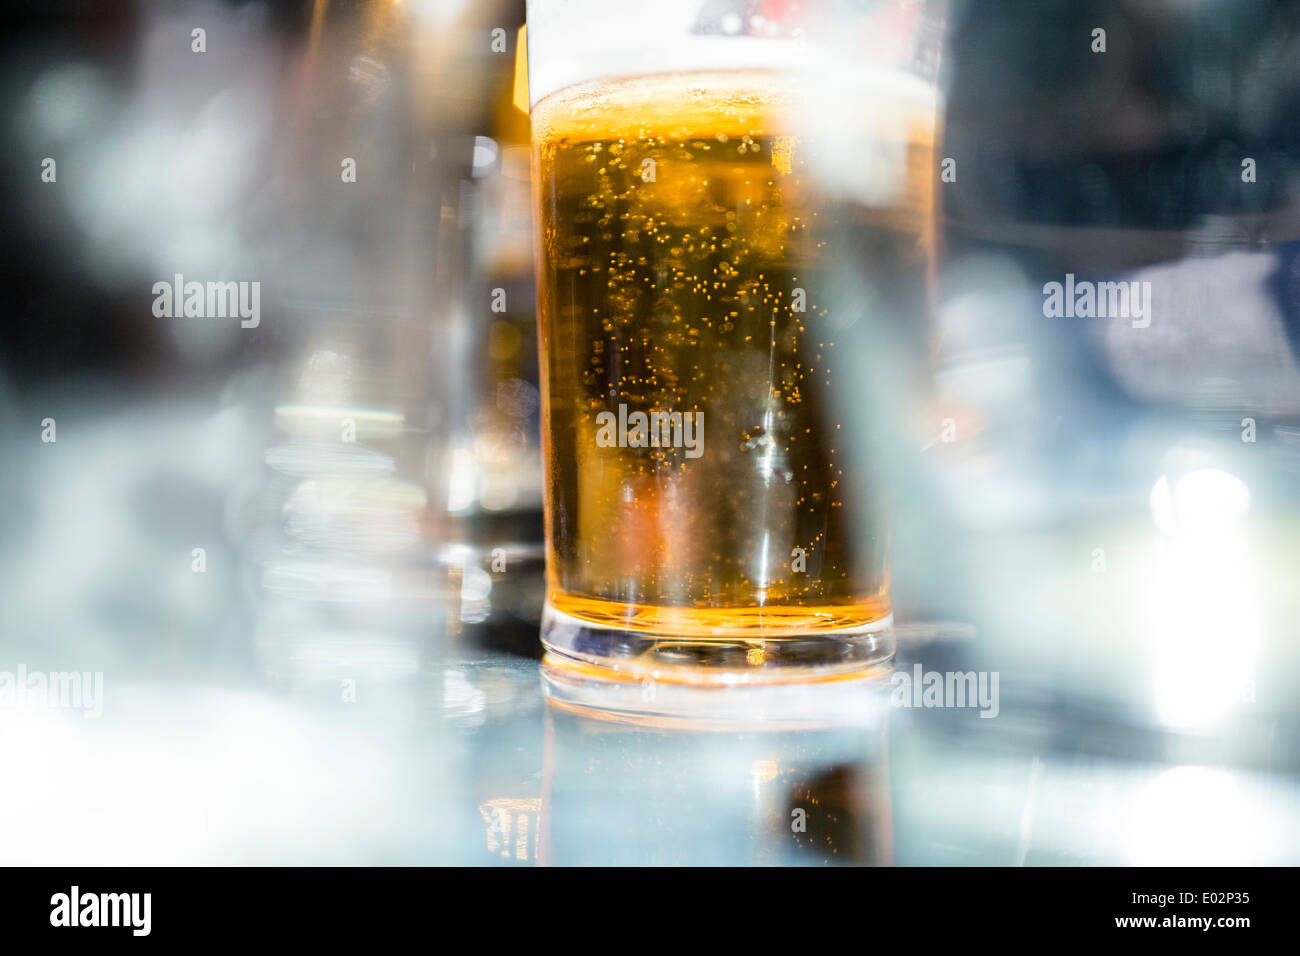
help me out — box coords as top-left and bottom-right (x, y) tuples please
(533, 70), (934, 660)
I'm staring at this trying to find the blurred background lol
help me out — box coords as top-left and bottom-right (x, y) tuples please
(1, 0), (1299, 865)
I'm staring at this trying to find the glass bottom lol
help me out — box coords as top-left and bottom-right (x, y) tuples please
(542, 654), (894, 729)
(540, 602), (895, 686)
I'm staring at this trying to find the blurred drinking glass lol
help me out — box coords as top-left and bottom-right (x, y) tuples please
(528, 0), (944, 682)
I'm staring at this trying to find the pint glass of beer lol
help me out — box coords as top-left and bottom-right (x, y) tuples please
(527, 0), (943, 682)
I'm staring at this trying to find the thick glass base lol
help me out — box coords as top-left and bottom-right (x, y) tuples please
(541, 602), (894, 687)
